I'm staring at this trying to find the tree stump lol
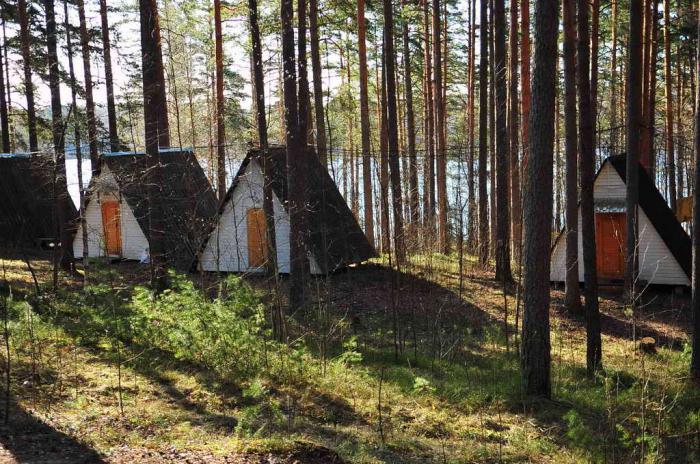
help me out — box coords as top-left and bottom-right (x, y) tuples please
(639, 337), (657, 354)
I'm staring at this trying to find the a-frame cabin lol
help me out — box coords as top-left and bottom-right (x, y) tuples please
(0, 153), (78, 249)
(197, 146), (377, 274)
(550, 155), (690, 286)
(73, 148), (218, 270)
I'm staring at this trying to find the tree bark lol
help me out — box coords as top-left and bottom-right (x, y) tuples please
(402, 0), (419, 227)
(45, 0), (72, 272)
(467, 0), (476, 249)
(610, 0), (619, 154)
(248, 0), (278, 278)
(519, 0), (531, 164)
(17, 0), (38, 153)
(77, 0), (100, 170)
(645, 0), (659, 178)
(626, 0), (643, 306)
(298, 0), (311, 143)
(508, 0), (521, 265)
(478, 0), (490, 265)
(563, 0), (581, 313)
(0, 26), (8, 153)
(380, 50), (391, 254)
(100, 0), (119, 152)
(423, 0), (436, 228)
(433, 0), (448, 253)
(663, 0), (676, 210)
(140, 0), (168, 291)
(640, 0), (652, 169)
(310, 0), (327, 164)
(590, 0), (600, 150)
(384, 0), (405, 263)
(357, 0), (374, 246)
(214, 0), (227, 200)
(521, 0), (558, 398)
(494, 0), (512, 282)
(282, 0), (308, 309)
(65, 0), (89, 272)
(690, 0), (700, 380)
(578, 0), (602, 375)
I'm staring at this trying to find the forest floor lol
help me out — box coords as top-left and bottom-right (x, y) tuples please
(0, 252), (698, 463)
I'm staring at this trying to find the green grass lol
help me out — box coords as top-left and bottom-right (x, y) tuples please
(1, 255), (699, 463)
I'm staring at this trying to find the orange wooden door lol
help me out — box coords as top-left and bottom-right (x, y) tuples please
(247, 208), (269, 267)
(101, 200), (122, 256)
(595, 212), (626, 279)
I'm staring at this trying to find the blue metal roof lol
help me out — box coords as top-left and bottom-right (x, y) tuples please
(101, 147), (194, 157)
(0, 152), (31, 159)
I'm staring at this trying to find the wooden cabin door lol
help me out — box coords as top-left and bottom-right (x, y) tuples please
(595, 212), (626, 280)
(101, 200), (122, 256)
(247, 208), (269, 268)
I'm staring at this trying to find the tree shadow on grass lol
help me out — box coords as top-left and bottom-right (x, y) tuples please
(0, 397), (106, 463)
(551, 288), (689, 350)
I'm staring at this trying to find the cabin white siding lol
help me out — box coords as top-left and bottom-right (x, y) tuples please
(72, 167), (149, 260)
(198, 160), (321, 274)
(550, 162), (690, 286)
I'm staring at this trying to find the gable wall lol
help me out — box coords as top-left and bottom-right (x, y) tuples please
(550, 162), (690, 286)
(199, 160), (321, 274)
(73, 167), (150, 260)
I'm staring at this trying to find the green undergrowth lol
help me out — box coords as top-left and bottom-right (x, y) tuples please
(1, 259), (699, 462)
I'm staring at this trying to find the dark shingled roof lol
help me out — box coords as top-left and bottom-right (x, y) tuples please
(201, 146), (377, 273)
(607, 154), (691, 279)
(84, 148), (218, 270)
(0, 154), (78, 247)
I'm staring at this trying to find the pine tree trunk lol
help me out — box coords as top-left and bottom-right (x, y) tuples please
(663, 0), (676, 210)
(519, 0), (531, 164)
(646, 0), (659, 178)
(494, 0), (511, 282)
(380, 49), (391, 254)
(214, 0), (227, 200)
(590, 0), (600, 151)
(640, 0), (652, 169)
(521, 0), (558, 398)
(578, 0), (602, 375)
(402, 0), (419, 227)
(298, 0), (311, 142)
(310, 0), (327, 164)
(610, 0), (619, 154)
(489, 0), (496, 258)
(357, 0), (374, 246)
(508, 0), (521, 265)
(282, 0), (308, 310)
(248, 0), (278, 277)
(140, 0), (168, 291)
(563, 0), (581, 313)
(100, 0), (119, 151)
(467, 0), (476, 250)
(690, 0), (700, 380)
(478, 0), (490, 265)
(1, 13), (11, 152)
(384, 0), (405, 263)
(433, 0), (448, 253)
(17, 0), (38, 153)
(423, 0), (436, 228)
(45, 0), (72, 272)
(0, 28), (8, 153)
(65, 0), (89, 272)
(77, 0), (99, 169)
(626, 0), (643, 305)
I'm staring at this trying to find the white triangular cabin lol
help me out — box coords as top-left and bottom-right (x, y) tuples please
(197, 147), (376, 274)
(73, 164), (150, 261)
(550, 155), (691, 286)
